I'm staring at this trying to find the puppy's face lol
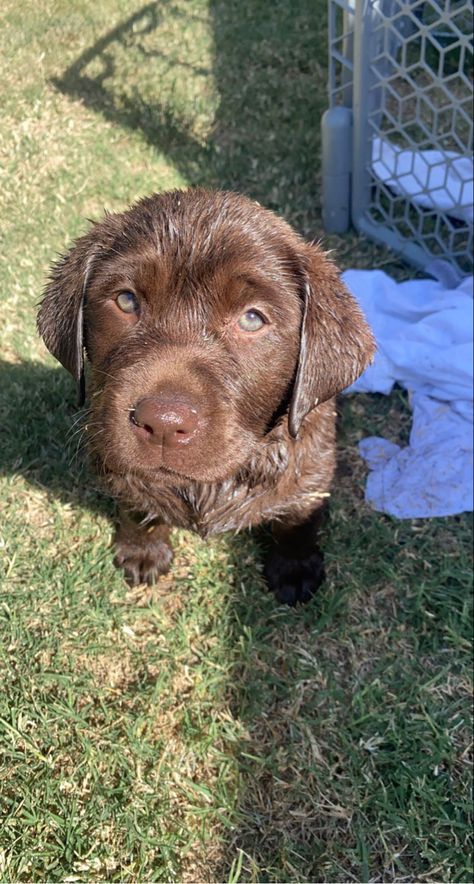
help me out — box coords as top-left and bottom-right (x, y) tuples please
(84, 226), (302, 483)
(38, 190), (375, 485)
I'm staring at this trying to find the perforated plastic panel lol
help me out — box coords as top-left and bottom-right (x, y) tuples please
(326, 0), (473, 274)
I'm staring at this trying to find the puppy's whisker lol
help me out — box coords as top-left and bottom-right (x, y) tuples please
(66, 415), (97, 442)
(85, 429), (105, 446)
(68, 412), (87, 429)
(93, 367), (123, 383)
(67, 431), (87, 468)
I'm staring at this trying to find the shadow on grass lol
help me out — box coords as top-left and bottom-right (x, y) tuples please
(52, 2), (212, 190)
(0, 360), (111, 516)
(1, 358), (340, 879)
(52, 0), (327, 232)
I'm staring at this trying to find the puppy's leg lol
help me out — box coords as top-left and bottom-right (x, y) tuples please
(114, 508), (174, 586)
(264, 506), (326, 605)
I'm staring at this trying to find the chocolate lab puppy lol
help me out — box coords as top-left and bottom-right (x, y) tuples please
(38, 189), (374, 604)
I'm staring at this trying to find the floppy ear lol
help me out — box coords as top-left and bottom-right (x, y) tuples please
(288, 245), (375, 438)
(37, 229), (104, 405)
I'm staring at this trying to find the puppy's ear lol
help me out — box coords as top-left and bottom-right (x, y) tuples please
(288, 245), (375, 438)
(37, 229), (104, 405)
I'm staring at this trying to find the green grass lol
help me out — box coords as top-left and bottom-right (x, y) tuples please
(0, 1), (472, 881)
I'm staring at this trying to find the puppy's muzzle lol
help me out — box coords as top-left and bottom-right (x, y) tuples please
(130, 394), (199, 449)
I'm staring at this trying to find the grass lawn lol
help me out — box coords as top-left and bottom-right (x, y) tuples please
(0, 1), (472, 881)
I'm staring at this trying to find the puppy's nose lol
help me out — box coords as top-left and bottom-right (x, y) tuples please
(130, 396), (199, 448)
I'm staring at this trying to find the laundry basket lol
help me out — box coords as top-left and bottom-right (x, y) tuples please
(322, 0), (473, 274)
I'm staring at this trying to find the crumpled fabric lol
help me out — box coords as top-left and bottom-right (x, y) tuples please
(372, 137), (474, 224)
(342, 268), (473, 519)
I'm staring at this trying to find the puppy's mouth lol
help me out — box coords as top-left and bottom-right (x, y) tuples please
(99, 452), (248, 487)
(89, 420), (253, 486)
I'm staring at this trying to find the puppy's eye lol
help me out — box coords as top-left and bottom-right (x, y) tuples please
(237, 310), (266, 332)
(116, 292), (139, 314)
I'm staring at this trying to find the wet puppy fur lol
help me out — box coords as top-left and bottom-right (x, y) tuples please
(38, 189), (375, 604)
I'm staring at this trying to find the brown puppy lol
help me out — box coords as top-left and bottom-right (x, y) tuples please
(38, 189), (374, 604)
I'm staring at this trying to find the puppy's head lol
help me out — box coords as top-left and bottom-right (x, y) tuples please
(38, 189), (374, 483)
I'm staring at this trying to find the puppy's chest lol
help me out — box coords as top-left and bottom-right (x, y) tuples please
(178, 480), (269, 536)
(143, 479), (273, 537)
(120, 471), (290, 536)
(141, 464), (329, 537)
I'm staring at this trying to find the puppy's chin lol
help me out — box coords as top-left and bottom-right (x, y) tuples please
(88, 439), (255, 487)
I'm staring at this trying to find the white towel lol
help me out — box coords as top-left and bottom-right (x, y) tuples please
(372, 137), (474, 224)
(343, 268), (473, 519)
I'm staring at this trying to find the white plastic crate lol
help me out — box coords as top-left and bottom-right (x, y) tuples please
(322, 0), (473, 274)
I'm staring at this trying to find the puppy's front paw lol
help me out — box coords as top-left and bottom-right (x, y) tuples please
(114, 536), (173, 586)
(264, 549), (325, 606)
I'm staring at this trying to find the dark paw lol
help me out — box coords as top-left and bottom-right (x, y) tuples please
(264, 549), (325, 605)
(114, 538), (173, 586)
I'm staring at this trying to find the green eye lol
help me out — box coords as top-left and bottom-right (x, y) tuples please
(237, 310), (265, 332)
(116, 292), (139, 314)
